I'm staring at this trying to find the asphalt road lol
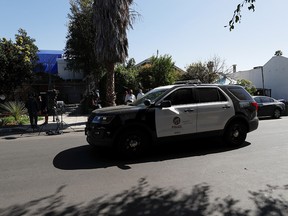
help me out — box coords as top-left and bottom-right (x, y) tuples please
(0, 117), (288, 215)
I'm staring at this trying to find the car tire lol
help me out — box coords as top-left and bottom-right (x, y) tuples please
(272, 108), (281, 119)
(117, 129), (149, 156)
(224, 121), (247, 146)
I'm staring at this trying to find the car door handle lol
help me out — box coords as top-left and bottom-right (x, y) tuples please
(184, 109), (194, 112)
(222, 105), (231, 109)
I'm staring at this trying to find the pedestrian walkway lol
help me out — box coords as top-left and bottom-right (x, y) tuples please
(0, 114), (88, 137)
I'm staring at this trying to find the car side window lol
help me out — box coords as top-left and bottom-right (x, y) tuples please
(164, 88), (195, 106)
(261, 97), (270, 103)
(227, 87), (252, 100)
(254, 97), (261, 103)
(197, 88), (227, 103)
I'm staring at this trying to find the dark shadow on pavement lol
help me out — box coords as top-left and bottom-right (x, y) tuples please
(53, 138), (251, 170)
(1, 179), (287, 216)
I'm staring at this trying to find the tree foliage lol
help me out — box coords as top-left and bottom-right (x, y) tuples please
(274, 50), (283, 56)
(98, 58), (140, 105)
(227, 0), (256, 30)
(65, 0), (105, 91)
(65, 0), (140, 106)
(237, 79), (257, 95)
(181, 56), (230, 84)
(0, 29), (38, 97)
(182, 62), (207, 83)
(137, 55), (180, 90)
(115, 59), (139, 104)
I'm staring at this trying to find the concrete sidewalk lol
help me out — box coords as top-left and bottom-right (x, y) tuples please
(0, 114), (88, 136)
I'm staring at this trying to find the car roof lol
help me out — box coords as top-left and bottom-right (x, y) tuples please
(155, 83), (241, 89)
(253, 96), (271, 98)
(153, 85), (175, 90)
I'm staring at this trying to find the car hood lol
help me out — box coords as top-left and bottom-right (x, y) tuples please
(92, 105), (144, 115)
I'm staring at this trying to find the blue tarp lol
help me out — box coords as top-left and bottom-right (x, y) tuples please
(34, 50), (64, 74)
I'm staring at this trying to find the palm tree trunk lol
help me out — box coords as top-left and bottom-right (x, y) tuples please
(105, 63), (116, 106)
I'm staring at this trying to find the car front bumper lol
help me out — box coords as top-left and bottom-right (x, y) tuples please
(85, 125), (114, 147)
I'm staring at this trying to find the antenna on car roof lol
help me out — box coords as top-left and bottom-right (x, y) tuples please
(174, 79), (202, 85)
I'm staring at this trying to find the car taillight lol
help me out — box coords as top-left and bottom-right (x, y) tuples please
(251, 102), (258, 111)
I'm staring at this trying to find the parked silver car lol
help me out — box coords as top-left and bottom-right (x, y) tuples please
(253, 96), (285, 119)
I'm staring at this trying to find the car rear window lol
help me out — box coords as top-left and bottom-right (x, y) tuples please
(227, 87), (253, 100)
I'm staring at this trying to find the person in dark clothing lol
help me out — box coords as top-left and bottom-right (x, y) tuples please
(25, 93), (40, 129)
(91, 90), (101, 109)
(39, 94), (48, 124)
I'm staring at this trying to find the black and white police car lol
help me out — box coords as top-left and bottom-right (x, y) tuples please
(85, 83), (259, 155)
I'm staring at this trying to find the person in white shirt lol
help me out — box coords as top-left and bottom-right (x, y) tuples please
(137, 89), (144, 100)
(125, 89), (136, 104)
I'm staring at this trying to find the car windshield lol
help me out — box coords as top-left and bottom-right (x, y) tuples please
(133, 87), (172, 106)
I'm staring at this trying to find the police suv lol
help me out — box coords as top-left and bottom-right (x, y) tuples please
(85, 83), (259, 155)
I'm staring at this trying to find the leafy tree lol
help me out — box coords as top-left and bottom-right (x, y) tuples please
(99, 58), (139, 105)
(137, 55), (180, 90)
(151, 55), (181, 87)
(93, 0), (137, 106)
(237, 79), (257, 95)
(65, 0), (104, 90)
(274, 50), (283, 56)
(181, 56), (231, 83)
(181, 62), (208, 83)
(182, 63), (217, 84)
(137, 63), (154, 91)
(0, 29), (38, 98)
(115, 59), (138, 104)
(227, 0), (256, 30)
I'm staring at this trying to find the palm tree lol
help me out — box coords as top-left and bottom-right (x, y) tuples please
(93, 0), (135, 106)
(274, 50), (283, 56)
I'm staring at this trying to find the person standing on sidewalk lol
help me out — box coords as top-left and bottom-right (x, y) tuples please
(39, 94), (49, 124)
(137, 89), (145, 100)
(25, 93), (40, 130)
(125, 89), (136, 104)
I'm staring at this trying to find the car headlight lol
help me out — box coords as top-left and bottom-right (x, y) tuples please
(92, 115), (114, 124)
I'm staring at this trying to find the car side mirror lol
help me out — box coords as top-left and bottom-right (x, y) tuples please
(160, 100), (171, 108)
(144, 99), (151, 107)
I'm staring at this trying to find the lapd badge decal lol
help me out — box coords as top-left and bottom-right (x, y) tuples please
(172, 117), (182, 128)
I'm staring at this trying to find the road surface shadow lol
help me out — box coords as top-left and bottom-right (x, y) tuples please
(53, 138), (250, 170)
(1, 179), (287, 216)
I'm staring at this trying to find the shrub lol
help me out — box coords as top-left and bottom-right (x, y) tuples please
(0, 101), (27, 124)
(0, 115), (30, 126)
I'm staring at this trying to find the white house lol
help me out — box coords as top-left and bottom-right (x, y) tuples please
(230, 56), (288, 100)
(35, 50), (85, 103)
(57, 58), (84, 80)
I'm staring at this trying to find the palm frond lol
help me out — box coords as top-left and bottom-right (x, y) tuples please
(0, 101), (27, 122)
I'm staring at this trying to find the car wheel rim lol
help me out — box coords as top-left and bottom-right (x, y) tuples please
(233, 129), (240, 138)
(274, 110), (281, 118)
(231, 124), (244, 142)
(125, 135), (141, 151)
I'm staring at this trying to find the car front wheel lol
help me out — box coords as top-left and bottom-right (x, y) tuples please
(117, 129), (149, 156)
(224, 121), (247, 146)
